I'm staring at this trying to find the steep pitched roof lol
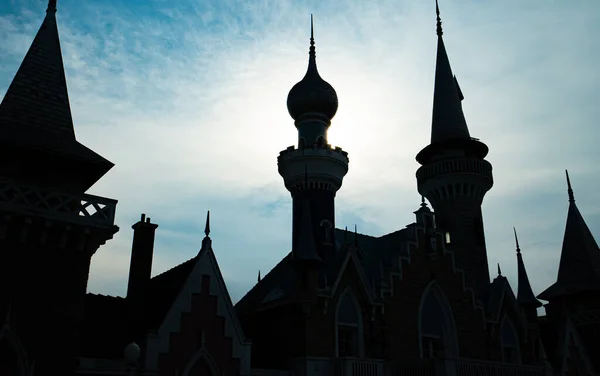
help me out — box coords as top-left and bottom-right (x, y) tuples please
(514, 228), (542, 307)
(429, 1), (470, 144)
(0, 1), (113, 190)
(538, 172), (600, 300)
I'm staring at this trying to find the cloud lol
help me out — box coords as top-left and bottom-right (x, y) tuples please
(1, 0), (599, 306)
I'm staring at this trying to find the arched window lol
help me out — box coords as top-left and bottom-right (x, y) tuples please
(316, 136), (325, 147)
(335, 289), (363, 357)
(500, 316), (521, 364)
(418, 282), (458, 359)
(320, 220), (333, 244)
(182, 349), (219, 376)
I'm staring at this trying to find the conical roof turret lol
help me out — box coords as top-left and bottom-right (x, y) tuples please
(514, 228), (542, 308)
(287, 15), (338, 121)
(538, 171), (600, 300)
(430, 0), (470, 144)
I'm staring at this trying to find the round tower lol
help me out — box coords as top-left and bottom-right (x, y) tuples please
(278, 16), (349, 261)
(415, 3), (493, 295)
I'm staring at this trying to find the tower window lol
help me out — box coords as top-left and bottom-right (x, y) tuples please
(320, 220), (333, 244)
(444, 232), (451, 244)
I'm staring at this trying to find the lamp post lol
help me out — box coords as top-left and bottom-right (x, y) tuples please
(124, 342), (141, 376)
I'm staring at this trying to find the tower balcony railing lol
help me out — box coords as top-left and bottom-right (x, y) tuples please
(416, 158), (493, 185)
(0, 178), (117, 229)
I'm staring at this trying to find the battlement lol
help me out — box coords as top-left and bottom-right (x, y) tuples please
(278, 144), (349, 194)
(0, 178), (117, 229)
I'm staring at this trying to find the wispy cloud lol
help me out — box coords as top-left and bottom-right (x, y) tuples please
(1, 0), (599, 303)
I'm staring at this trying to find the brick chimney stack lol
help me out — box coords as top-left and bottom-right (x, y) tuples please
(127, 214), (158, 299)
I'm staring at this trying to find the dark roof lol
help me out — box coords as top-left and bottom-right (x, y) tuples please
(514, 230), (542, 307)
(79, 258), (198, 360)
(0, 4), (113, 191)
(144, 256), (198, 329)
(538, 183), (600, 300)
(235, 226), (414, 314)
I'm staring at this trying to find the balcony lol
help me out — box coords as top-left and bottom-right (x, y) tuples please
(0, 178), (117, 229)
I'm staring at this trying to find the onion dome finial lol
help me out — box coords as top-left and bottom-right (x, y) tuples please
(286, 15), (339, 121)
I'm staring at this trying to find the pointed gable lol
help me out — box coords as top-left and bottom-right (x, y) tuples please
(539, 172), (600, 300)
(145, 214), (251, 375)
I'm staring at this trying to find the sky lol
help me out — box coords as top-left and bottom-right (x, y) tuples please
(0, 0), (599, 306)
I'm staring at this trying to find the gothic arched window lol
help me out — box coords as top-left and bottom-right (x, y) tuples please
(335, 289), (363, 357)
(320, 219), (333, 244)
(500, 316), (521, 364)
(418, 282), (458, 359)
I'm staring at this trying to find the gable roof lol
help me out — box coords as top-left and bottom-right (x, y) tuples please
(145, 233), (251, 373)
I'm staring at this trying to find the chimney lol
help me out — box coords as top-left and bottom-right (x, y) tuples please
(126, 213), (158, 299)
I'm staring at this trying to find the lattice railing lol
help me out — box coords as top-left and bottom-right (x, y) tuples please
(333, 358), (384, 376)
(0, 179), (117, 228)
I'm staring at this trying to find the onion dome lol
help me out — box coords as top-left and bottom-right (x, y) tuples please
(287, 15), (338, 121)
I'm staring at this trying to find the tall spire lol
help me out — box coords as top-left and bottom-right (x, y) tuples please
(204, 211), (211, 237)
(514, 227), (542, 307)
(0, 0), (114, 192)
(538, 172), (600, 300)
(435, 0), (443, 36)
(566, 170), (575, 204)
(48, 0), (57, 11)
(429, 0), (471, 144)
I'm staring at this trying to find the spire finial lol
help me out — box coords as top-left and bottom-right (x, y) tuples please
(497, 263), (502, 276)
(344, 226), (348, 244)
(565, 170), (575, 204)
(435, 0), (443, 36)
(420, 196), (427, 208)
(513, 227), (521, 254)
(354, 224), (358, 246)
(308, 14), (316, 69)
(47, 0), (57, 12)
(204, 211), (210, 237)
(257, 270), (261, 282)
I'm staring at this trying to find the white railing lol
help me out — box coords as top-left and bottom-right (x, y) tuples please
(0, 178), (117, 228)
(386, 359), (435, 376)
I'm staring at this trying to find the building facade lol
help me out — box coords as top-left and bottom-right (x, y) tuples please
(0, 1), (598, 376)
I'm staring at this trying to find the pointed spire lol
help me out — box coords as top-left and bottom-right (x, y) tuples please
(539, 172), (600, 300)
(497, 263), (502, 276)
(514, 228), (542, 307)
(429, 0), (471, 144)
(344, 226), (348, 244)
(308, 14), (316, 72)
(566, 170), (575, 204)
(435, 0), (443, 36)
(257, 270), (261, 283)
(204, 211), (210, 237)
(294, 200), (322, 262)
(0, 0), (113, 191)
